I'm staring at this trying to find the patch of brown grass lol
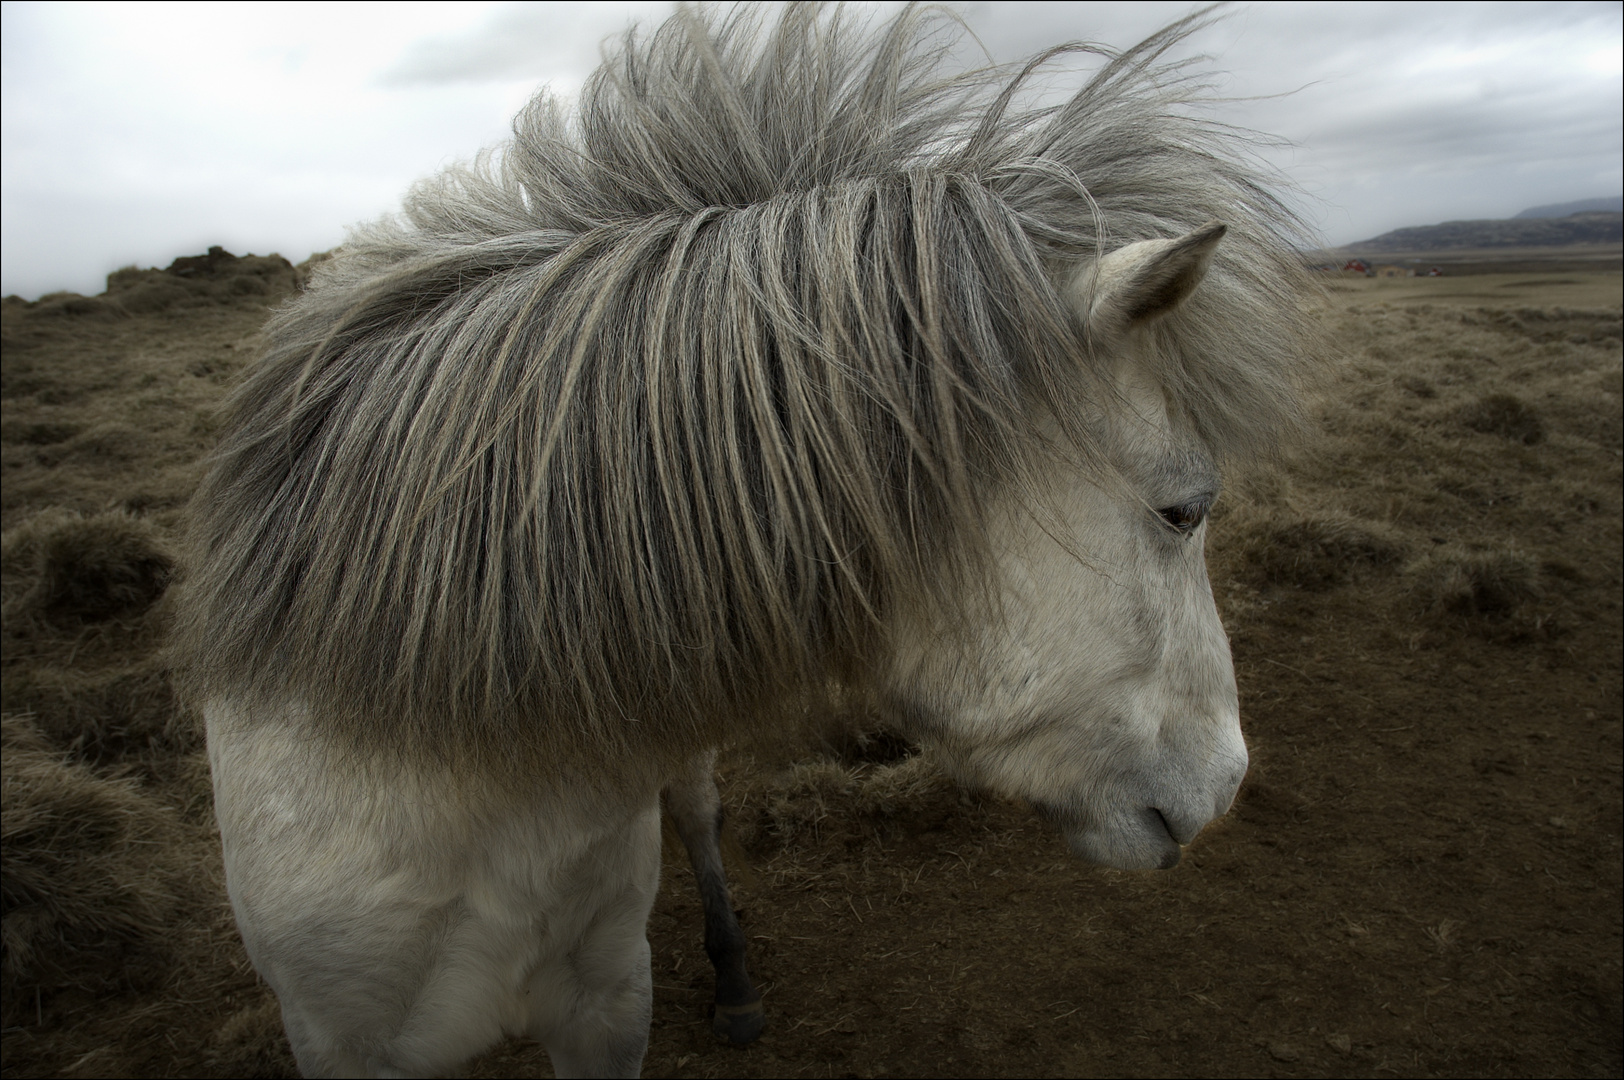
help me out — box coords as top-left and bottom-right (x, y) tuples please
(1458, 392), (1545, 444)
(2, 509), (172, 626)
(1223, 513), (1409, 591)
(204, 997), (299, 1079)
(0, 715), (196, 1012)
(726, 752), (955, 853)
(1410, 547), (1543, 618)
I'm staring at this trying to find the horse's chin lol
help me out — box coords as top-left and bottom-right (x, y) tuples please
(1044, 805), (1184, 871)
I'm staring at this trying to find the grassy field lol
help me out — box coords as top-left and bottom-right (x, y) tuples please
(1319, 243), (1622, 277)
(1324, 270), (1623, 306)
(2, 257), (1619, 1078)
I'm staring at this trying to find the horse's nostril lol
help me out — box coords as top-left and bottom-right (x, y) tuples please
(1151, 806), (1200, 846)
(1147, 809), (1183, 868)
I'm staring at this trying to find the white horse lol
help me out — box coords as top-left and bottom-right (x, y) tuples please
(181, 7), (1310, 1076)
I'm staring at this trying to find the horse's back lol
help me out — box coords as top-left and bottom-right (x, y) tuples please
(206, 699), (660, 1077)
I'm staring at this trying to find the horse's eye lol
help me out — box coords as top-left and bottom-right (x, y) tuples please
(1157, 499), (1208, 533)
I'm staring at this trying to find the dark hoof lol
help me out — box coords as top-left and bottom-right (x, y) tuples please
(712, 999), (765, 1045)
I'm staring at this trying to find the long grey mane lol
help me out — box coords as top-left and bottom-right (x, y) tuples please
(176, 3), (1315, 770)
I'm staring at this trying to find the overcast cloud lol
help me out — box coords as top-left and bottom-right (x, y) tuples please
(2, 0), (1619, 299)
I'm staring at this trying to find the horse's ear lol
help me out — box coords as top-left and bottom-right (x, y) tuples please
(1072, 220), (1227, 339)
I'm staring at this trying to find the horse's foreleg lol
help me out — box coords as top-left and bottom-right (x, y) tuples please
(532, 803), (661, 1079)
(208, 700), (527, 1078)
(664, 751), (764, 1045)
(536, 912), (654, 1079)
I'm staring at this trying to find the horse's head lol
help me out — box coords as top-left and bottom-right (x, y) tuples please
(886, 221), (1246, 871)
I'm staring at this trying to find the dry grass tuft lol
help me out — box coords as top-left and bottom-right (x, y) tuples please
(0, 422), (82, 447)
(0, 714), (196, 1009)
(47, 423), (155, 467)
(2, 662), (190, 765)
(1223, 513), (1409, 591)
(205, 996), (299, 1079)
(2, 509), (173, 626)
(1410, 547), (1543, 618)
(22, 292), (125, 320)
(1458, 392), (1546, 444)
(728, 749), (955, 853)
(1393, 374), (1437, 399)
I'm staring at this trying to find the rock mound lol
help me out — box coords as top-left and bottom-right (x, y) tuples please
(11, 246), (311, 318)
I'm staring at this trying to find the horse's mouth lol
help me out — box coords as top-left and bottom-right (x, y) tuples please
(1145, 808), (1183, 867)
(1036, 802), (1183, 871)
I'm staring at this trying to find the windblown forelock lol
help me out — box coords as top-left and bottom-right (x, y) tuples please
(175, 4), (1317, 773)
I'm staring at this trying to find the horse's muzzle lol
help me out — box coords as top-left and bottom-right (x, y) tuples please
(1065, 804), (1184, 870)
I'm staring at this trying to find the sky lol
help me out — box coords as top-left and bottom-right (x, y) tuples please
(2, 1), (1620, 299)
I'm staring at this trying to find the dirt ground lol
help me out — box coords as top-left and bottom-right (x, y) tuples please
(2, 257), (1619, 1078)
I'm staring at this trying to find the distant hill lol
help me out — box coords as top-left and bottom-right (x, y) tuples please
(1347, 211), (1622, 253)
(1515, 196), (1622, 219)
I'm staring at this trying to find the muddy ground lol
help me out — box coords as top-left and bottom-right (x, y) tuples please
(2, 256), (1619, 1077)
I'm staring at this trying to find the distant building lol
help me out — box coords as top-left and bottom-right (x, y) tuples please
(1342, 259), (1371, 275)
(1374, 264), (1413, 278)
